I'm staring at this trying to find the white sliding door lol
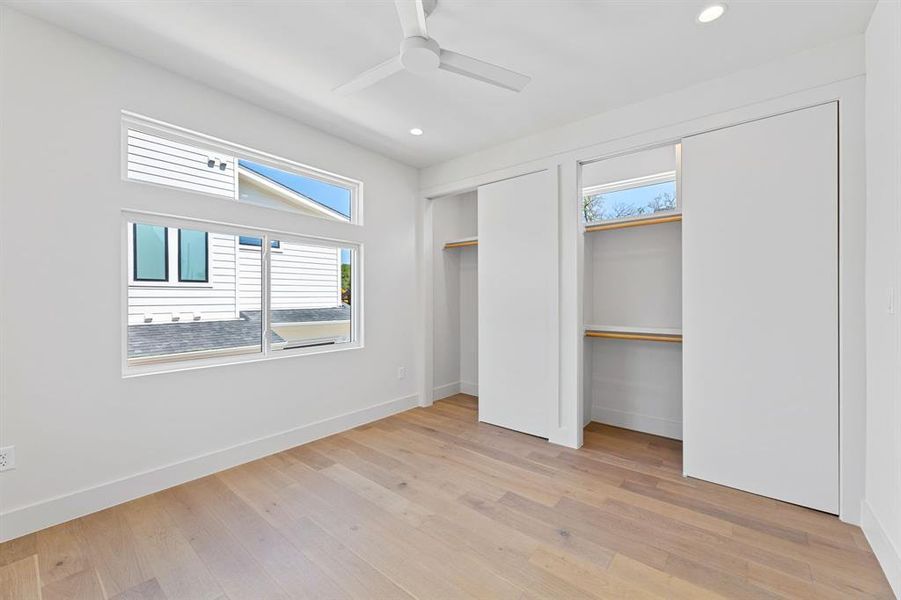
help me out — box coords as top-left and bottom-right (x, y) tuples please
(478, 170), (557, 438)
(682, 103), (838, 513)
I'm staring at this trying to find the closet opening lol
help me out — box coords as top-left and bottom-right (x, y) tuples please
(432, 191), (479, 404)
(580, 143), (684, 442)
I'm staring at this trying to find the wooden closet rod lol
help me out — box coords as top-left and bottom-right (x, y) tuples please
(585, 214), (682, 233)
(585, 330), (683, 343)
(444, 240), (478, 249)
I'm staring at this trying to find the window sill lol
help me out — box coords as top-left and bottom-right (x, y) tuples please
(122, 340), (364, 379)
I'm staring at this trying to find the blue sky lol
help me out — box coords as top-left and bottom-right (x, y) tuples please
(240, 159), (351, 219)
(597, 181), (675, 211)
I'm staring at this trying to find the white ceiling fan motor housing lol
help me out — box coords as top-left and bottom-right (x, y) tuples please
(400, 36), (441, 73)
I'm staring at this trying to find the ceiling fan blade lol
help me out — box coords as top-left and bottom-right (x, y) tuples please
(438, 50), (531, 92)
(333, 56), (404, 94)
(395, 0), (428, 39)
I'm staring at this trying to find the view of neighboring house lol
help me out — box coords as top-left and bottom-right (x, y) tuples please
(127, 151), (352, 364)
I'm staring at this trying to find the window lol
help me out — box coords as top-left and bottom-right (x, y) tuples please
(239, 235), (280, 249)
(130, 227), (209, 286)
(582, 172), (677, 224)
(125, 217), (359, 371)
(123, 113), (363, 374)
(133, 224), (168, 281)
(178, 229), (208, 282)
(123, 112), (360, 223)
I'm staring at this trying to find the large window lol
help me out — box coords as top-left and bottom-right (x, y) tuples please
(122, 113), (363, 374)
(582, 172), (677, 224)
(126, 217), (358, 371)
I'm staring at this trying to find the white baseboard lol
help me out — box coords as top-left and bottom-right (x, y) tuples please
(433, 381), (478, 399)
(433, 381), (461, 400)
(861, 499), (901, 598)
(591, 406), (682, 441)
(0, 393), (419, 543)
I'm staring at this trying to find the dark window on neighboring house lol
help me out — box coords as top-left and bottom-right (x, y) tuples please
(179, 229), (209, 282)
(239, 235), (280, 249)
(133, 224), (168, 281)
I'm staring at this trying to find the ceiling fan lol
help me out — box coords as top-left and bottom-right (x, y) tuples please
(334, 0), (531, 95)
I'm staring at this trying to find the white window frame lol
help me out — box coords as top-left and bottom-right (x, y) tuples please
(121, 111), (363, 225)
(582, 170), (679, 227)
(122, 210), (364, 378)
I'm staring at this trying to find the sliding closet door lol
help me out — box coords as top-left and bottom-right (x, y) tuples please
(478, 170), (557, 438)
(682, 103), (838, 513)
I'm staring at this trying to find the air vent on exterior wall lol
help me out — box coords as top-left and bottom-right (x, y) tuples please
(126, 128), (236, 198)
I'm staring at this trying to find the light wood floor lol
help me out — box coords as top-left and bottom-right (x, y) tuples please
(0, 394), (893, 599)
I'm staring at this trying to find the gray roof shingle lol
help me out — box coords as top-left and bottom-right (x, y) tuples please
(128, 305), (350, 358)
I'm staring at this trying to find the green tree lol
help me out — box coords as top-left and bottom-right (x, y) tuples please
(341, 263), (351, 305)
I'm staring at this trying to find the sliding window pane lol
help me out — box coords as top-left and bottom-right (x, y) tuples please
(269, 241), (353, 351)
(133, 224), (167, 281)
(127, 222), (261, 365)
(179, 229), (208, 282)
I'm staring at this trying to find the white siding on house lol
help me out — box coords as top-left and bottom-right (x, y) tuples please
(238, 241), (341, 312)
(127, 231), (241, 324)
(126, 129), (236, 198)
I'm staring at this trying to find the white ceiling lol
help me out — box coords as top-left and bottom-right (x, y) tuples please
(10, 0), (875, 167)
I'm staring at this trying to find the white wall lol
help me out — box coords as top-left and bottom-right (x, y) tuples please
(459, 244), (478, 395)
(431, 192), (477, 399)
(863, 0), (901, 594)
(420, 36), (868, 520)
(0, 8), (420, 541)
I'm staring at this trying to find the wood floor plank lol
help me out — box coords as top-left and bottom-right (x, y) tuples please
(0, 534), (36, 568)
(69, 506), (150, 597)
(159, 481), (291, 600)
(121, 494), (223, 599)
(179, 475), (347, 600)
(217, 462), (413, 600)
(0, 394), (894, 599)
(108, 578), (168, 600)
(41, 568), (105, 600)
(35, 522), (90, 587)
(278, 461), (524, 600)
(0, 554), (41, 600)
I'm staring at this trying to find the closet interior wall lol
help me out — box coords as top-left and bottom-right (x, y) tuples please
(432, 191), (478, 400)
(582, 145), (683, 440)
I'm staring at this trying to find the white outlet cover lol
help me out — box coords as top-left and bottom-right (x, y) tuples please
(0, 446), (15, 471)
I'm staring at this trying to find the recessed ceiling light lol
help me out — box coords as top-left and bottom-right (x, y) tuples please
(410, 128), (424, 136)
(697, 3), (726, 23)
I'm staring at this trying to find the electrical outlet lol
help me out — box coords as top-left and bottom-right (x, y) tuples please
(397, 366), (406, 379)
(0, 446), (15, 472)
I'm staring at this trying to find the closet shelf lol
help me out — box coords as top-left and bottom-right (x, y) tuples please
(585, 213), (682, 233)
(444, 237), (478, 249)
(585, 325), (682, 343)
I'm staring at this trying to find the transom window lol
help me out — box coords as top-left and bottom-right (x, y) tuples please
(582, 171), (677, 224)
(123, 112), (360, 223)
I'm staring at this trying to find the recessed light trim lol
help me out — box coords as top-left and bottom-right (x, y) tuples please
(410, 128), (424, 136)
(697, 3), (726, 23)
